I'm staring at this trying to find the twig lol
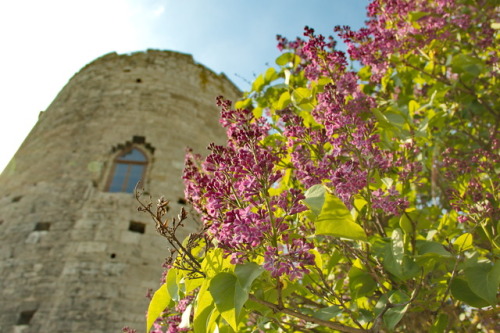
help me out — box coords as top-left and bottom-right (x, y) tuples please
(248, 294), (369, 333)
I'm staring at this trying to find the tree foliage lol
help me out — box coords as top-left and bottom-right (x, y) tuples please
(135, 0), (499, 332)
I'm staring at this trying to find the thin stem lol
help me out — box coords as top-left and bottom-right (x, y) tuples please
(248, 294), (369, 333)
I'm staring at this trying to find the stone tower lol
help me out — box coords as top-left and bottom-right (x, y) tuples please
(0, 50), (240, 332)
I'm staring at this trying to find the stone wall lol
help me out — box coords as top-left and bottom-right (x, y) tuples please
(0, 50), (240, 332)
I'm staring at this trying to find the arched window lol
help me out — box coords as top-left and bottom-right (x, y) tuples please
(107, 148), (147, 193)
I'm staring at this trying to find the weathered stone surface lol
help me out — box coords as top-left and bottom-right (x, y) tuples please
(0, 50), (240, 332)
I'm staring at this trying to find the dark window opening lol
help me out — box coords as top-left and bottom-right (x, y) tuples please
(111, 136), (154, 154)
(34, 222), (51, 231)
(17, 310), (36, 325)
(129, 221), (146, 234)
(136, 78), (142, 83)
(110, 253), (116, 259)
(177, 198), (187, 205)
(107, 148), (147, 193)
(132, 136), (145, 144)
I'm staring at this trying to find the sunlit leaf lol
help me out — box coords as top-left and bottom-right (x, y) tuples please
(453, 233), (473, 251)
(252, 75), (265, 92)
(166, 268), (179, 301)
(193, 281), (215, 333)
(315, 192), (367, 241)
(264, 67), (278, 83)
(292, 87), (311, 104)
(208, 268), (257, 332)
(276, 52), (300, 67)
(146, 284), (171, 332)
(276, 91), (291, 110)
(304, 184), (326, 217)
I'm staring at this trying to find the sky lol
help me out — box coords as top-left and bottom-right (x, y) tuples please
(0, 0), (369, 173)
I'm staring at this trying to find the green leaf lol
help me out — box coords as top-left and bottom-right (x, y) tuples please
(264, 67), (278, 83)
(206, 308), (220, 333)
(453, 233), (473, 251)
(353, 195), (367, 212)
(234, 98), (252, 110)
(311, 248), (324, 271)
(408, 11), (429, 27)
(313, 306), (342, 321)
(201, 248), (233, 278)
(234, 262), (264, 291)
(399, 214), (413, 234)
(185, 274), (203, 294)
(315, 192), (367, 241)
(146, 283), (172, 332)
(384, 291), (410, 330)
(464, 261), (500, 305)
(409, 11), (429, 22)
(390, 229), (404, 266)
(416, 240), (451, 257)
(304, 184), (326, 217)
(352, 195), (367, 221)
(298, 109), (318, 126)
(385, 111), (407, 128)
(275, 91), (291, 110)
(252, 75), (265, 92)
(276, 52), (300, 67)
(166, 268), (179, 301)
(451, 54), (483, 76)
(383, 229), (419, 280)
(358, 66), (372, 80)
(349, 266), (376, 299)
(208, 272), (249, 331)
(292, 87), (311, 104)
(193, 281), (216, 333)
(450, 278), (489, 308)
(372, 108), (390, 127)
(252, 106), (263, 118)
(430, 313), (448, 333)
(408, 100), (420, 117)
(374, 291), (410, 331)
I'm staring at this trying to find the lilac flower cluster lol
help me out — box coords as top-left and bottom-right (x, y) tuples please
(371, 188), (408, 215)
(335, 0), (497, 81)
(184, 97), (312, 279)
(277, 29), (408, 213)
(263, 238), (315, 281)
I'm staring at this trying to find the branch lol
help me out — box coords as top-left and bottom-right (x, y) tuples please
(248, 294), (369, 333)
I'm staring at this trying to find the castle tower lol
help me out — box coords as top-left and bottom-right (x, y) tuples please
(0, 50), (240, 332)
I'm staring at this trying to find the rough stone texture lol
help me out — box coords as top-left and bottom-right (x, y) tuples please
(0, 50), (240, 332)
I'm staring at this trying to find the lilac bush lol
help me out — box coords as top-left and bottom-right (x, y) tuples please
(139, 1), (499, 332)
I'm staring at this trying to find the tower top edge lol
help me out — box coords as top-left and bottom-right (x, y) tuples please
(74, 49), (240, 93)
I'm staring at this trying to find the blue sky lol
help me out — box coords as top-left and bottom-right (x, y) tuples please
(0, 0), (369, 172)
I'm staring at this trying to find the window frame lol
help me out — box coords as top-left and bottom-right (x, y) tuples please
(106, 146), (148, 193)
